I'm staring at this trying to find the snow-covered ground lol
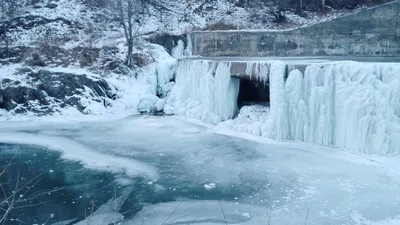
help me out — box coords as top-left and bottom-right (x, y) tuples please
(1, 116), (400, 225)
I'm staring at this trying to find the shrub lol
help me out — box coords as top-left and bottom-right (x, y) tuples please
(203, 21), (238, 31)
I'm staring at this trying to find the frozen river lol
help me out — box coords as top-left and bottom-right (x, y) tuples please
(1, 116), (400, 225)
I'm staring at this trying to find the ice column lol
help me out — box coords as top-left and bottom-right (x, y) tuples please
(164, 60), (240, 124)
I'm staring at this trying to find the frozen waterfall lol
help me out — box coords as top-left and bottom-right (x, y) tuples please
(281, 62), (400, 155)
(166, 59), (400, 155)
(164, 60), (240, 124)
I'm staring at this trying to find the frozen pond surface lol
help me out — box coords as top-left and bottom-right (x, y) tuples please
(1, 116), (400, 225)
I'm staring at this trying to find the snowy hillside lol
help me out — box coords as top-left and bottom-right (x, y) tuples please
(0, 0), (181, 120)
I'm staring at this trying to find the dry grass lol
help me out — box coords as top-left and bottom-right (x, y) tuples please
(202, 21), (239, 31)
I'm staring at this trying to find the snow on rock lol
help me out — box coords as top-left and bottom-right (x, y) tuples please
(0, 44), (177, 120)
(0, 65), (115, 116)
(164, 59), (240, 124)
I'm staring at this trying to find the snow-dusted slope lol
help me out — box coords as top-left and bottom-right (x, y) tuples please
(0, 44), (177, 121)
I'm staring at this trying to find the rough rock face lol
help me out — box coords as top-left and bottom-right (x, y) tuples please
(0, 68), (117, 115)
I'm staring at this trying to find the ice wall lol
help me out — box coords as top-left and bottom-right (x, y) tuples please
(226, 61), (400, 155)
(280, 62), (400, 155)
(164, 60), (240, 124)
(168, 58), (400, 155)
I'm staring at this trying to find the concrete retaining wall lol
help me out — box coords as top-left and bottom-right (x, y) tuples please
(191, 1), (400, 57)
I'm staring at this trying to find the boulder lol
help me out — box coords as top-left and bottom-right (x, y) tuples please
(0, 68), (116, 115)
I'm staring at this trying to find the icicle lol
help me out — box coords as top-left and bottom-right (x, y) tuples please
(184, 35), (193, 57)
(262, 61), (288, 141)
(171, 40), (185, 59)
(282, 62), (400, 155)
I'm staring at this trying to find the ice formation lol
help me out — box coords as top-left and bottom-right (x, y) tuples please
(281, 63), (400, 155)
(229, 62), (400, 155)
(244, 61), (270, 85)
(164, 60), (240, 124)
(184, 35), (193, 57)
(171, 37), (193, 59)
(166, 58), (400, 155)
(171, 40), (185, 59)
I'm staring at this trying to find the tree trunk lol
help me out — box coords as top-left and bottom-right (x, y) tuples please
(126, 39), (133, 66)
(297, 0), (303, 14)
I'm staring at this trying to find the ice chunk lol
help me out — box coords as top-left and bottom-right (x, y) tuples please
(161, 81), (175, 94)
(204, 183), (216, 190)
(155, 98), (166, 111)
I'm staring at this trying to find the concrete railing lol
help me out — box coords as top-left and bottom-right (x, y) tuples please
(191, 1), (400, 57)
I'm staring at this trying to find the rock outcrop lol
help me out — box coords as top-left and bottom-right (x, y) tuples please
(0, 68), (117, 115)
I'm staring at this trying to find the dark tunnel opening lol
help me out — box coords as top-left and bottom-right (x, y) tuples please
(237, 79), (270, 109)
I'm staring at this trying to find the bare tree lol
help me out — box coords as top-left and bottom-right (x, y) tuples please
(116, 0), (143, 67)
(298, 0), (303, 14)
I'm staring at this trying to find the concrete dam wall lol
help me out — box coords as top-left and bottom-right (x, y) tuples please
(191, 1), (400, 57)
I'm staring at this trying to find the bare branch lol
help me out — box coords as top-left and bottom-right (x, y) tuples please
(218, 200), (228, 225)
(161, 200), (184, 225)
(305, 208), (310, 225)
